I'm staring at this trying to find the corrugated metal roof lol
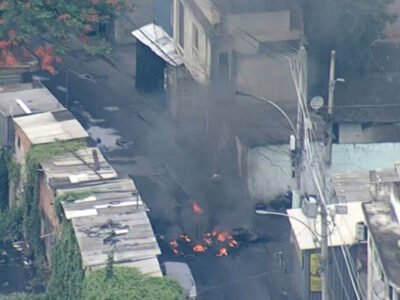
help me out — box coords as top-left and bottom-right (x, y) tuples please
(0, 85), (63, 117)
(56, 178), (137, 195)
(62, 188), (147, 220)
(132, 23), (183, 67)
(72, 209), (161, 274)
(57, 177), (160, 275)
(13, 110), (88, 144)
(41, 147), (118, 190)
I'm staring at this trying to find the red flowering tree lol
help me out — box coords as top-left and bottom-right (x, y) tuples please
(0, 0), (128, 73)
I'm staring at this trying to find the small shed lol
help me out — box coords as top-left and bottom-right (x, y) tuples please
(60, 184), (161, 277)
(13, 110), (88, 163)
(0, 84), (63, 146)
(38, 147), (119, 265)
(132, 23), (182, 107)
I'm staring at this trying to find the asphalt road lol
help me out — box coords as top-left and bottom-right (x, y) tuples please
(37, 50), (302, 300)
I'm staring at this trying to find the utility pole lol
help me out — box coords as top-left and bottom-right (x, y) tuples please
(321, 50), (336, 300)
(320, 199), (329, 300)
(325, 50), (336, 166)
(295, 46), (307, 197)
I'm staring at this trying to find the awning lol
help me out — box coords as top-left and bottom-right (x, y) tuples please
(132, 23), (183, 67)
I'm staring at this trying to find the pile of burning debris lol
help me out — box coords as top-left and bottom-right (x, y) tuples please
(170, 229), (239, 257)
(166, 201), (240, 257)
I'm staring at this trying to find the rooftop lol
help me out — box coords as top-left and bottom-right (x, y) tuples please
(57, 178), (161, 276)
(56, 178), (138, 196)
(330, 169), (398, 203)
(70, 203), (161, 276)
(362, 200), (400, 288)
(13, 110), (88, 145)
(132, 24), (183, 67)
(41, 147), (118, 191)
(330, 171), (372, 203)
(0, 85), (63, 117)
(334, 72), (400, 124)
(287, 201), (365, 250)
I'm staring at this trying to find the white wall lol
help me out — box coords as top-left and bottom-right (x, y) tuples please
(247, 144), (292, 202)
(173, 0), (212, 83)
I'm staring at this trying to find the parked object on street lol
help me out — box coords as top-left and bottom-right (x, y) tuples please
(231, 228), (258, 243)
(255, 192), (293, 214)
(162, 262), (197, 300)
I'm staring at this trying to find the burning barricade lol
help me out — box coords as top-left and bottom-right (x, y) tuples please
(169, 228), (239, 258)
(167, 200), (240, 257)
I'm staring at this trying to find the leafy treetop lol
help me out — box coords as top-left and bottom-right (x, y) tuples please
(0, 0), (130, 73)
(82, 267), (184, 300)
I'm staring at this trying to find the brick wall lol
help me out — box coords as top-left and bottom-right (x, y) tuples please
(39, 174), (59, 229)
(14, 123), (31, 165)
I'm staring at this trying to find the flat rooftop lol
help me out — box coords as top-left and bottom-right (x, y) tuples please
(363, 201), (400, 287)
(41, 147), (118, 190)
(330, 169), (399, 203)
(0, 85), (63, 117)
(70, 203), (161, 276)
(288, 201), (365, 250)
(13, 110), (88, 145)
(58, 178), (161, 276)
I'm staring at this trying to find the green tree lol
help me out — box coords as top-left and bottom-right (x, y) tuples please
(0, 206), (23, 241)
(46, 221), (84, 300)
(0, 293), (45, 300)
(303, 0), (395, 91)
(82, 267), (184, 300)
(0, 0), (130, 72)
(0, 147), (10, 211)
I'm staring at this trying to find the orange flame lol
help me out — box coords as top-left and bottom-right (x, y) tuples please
(216, 231), (230, 242)
(192, 201), (203, 214)
(216, 247), (228, 257)
(193, 244), (207, 252)
(228, 239), (238, 248)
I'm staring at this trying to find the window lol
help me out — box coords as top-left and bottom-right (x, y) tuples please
(192, 24), (199, 53)
(178, 0), (184, 48)
(17, 136), (21, 149)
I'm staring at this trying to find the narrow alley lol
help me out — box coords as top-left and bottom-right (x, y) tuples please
(38, 44), (302, 300)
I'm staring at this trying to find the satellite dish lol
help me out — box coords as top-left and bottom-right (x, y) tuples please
(310, 96), (324, 111)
